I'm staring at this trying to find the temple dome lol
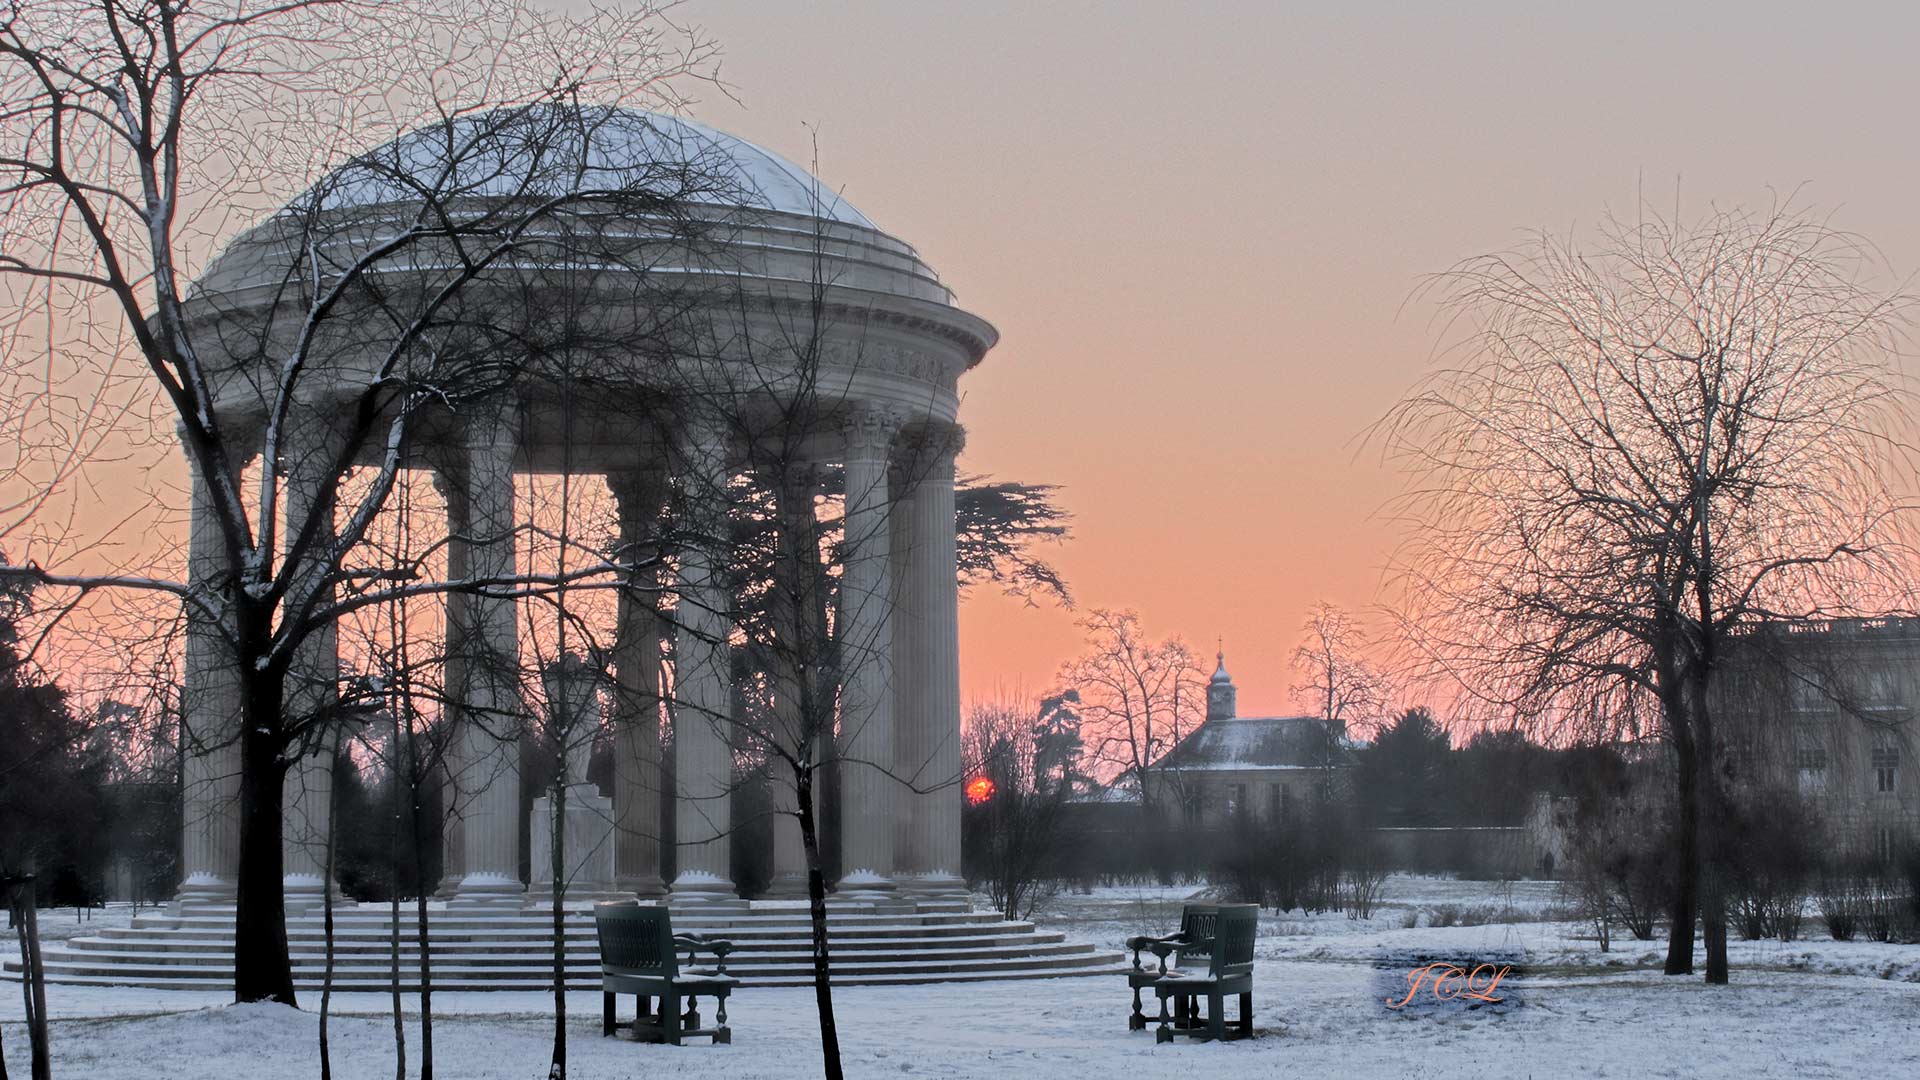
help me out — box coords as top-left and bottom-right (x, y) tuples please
(304, 105), (878, 230)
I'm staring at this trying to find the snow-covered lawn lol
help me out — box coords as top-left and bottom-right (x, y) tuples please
(7, 878), (1918, 1078)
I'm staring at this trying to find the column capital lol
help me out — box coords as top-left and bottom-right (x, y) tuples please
(608, 464), (670, 517)
(457, 397), (521, 451)
(841, 404), (905, 461)
(897, 421), (965, 471)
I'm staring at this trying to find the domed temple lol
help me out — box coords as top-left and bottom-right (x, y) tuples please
(28, 109), (1120, 987)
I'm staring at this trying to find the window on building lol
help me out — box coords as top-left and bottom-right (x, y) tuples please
(1268, 783), (1282, 821)
(1789, 671), (1829, 712)
(1795, 742), (1828, 771)
(1228, 783), (1246, 816)
(1871, 745), (1900, 793)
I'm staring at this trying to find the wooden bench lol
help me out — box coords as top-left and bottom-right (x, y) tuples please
(593, 901), (739, 1045)
(1123, 903), (1218, 1031)
(1150, 902), (1256, 1042)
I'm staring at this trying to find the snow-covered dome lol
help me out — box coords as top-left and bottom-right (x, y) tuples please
(1211, 650), (1233, 685)
(305, 105), (878, 230)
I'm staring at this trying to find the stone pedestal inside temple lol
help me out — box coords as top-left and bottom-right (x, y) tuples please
(527, 784), (621, 904)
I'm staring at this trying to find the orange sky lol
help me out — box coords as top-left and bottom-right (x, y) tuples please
(676, 0), (1920, 716)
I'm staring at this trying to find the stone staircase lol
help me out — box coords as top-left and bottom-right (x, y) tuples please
(10, 901), (1126, 991)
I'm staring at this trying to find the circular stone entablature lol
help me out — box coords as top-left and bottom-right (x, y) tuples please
(184, 105), (996, 449)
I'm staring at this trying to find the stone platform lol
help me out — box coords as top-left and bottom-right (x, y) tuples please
(10, 899), (1125, 991)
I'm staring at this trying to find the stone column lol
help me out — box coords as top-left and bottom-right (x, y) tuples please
(889, 463), (919, 884)
(448, 408), (526, 907)
(281, 414), (346, 913)
(669, 418), (736, 903)
(898, 427), (967, 899)
(836, 406), (901, 900)
(609, 470), (668, 898)
(765, 465), (819, 899)
(431, 469), (467, 899)
(177, 458), (242, 909)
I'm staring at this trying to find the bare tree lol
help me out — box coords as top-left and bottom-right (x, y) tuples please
(0, 0), (724, 1003)
(1378, 201), (1915, 983)
(1055, 609), (1204, 813)
(1290, 601), (1391, 741)
(961, 692), (1078, 920)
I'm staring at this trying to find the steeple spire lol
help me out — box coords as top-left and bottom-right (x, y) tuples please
(1206, 642), (1236, 722)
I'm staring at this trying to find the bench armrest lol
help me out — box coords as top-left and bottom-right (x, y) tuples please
(1124, 931), (1191, 972)
(674, 932), (736, 974)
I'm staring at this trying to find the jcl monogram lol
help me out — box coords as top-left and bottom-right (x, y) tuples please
(1384, 961), (1511, 1009)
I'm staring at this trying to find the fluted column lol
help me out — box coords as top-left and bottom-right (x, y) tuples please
(431, 468), (467, 899)
(281, 414), (346, 912)
(609, 470), (668, 898)
(765, 464), (820, 898)
(836, 406), (901, 900)
(177, 458), (243, 908)
(899, 427), (966, 898)
(889, 466), (919, 881)
(449, 407), (526, 907)
(670, 418), (737, 903)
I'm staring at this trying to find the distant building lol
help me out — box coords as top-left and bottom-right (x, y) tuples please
(1142, 652), (1351, 828)
(1719, 617), (1920, 861)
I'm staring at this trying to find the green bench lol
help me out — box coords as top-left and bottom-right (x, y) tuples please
(1150, 902), (1256, 1042)
(593, 901), (739, 1045)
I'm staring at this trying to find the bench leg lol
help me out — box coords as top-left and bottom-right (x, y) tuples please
(1207, 991), (1225, 1041)
(1155, 991), (1173, 1044)
(663, 993), (683, 1046)
(716, 990), (729, 1028)
(602, 991), (615, 1037)
(1239, 991), (1253, 1037)
(1130, 984), (1145, 1030)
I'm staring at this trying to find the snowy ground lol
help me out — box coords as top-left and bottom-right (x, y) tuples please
(7, 878), (1919, 1078)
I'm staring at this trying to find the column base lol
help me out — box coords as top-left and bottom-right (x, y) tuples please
(616, 873), (670, 900)
(282, 873), (341, 915)
(449, 872), (526, 910)
(762, 871), (813, 899)
(173, 872), (236, 912)
(667, 870), (744, 910)
(894, 870), (971, 906)
(833, 868), (899, 905)
(523, 887), (633, 910)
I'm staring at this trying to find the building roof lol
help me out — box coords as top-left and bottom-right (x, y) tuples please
(304, 105), (879, 229)
(1153, 715), (1347, 772)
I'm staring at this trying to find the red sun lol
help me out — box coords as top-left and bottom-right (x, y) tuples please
(964, 776), (996, 805)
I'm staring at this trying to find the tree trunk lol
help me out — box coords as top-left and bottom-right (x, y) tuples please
(388, 710), (406, 1080)
(235, 673), (297, 1005)
(798, 775), (843, 1080)
(8, 880), (50, 1080)
(1691, 685), (1730, 985)
(413, 801), (435, 1080)
(547, 779), (566, 1080)
(1664, 725), (1698, 976)
(320, 780), (338, 1080)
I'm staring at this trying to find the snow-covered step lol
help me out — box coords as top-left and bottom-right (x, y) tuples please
(9, 899), (1125, 990)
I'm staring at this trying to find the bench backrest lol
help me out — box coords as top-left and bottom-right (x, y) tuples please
(1206, 903), (1258, 979)
(1172, 904), (1219, 969)
(593, 901), (677, 979)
